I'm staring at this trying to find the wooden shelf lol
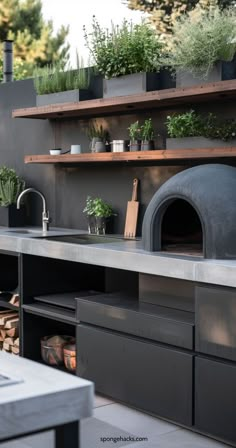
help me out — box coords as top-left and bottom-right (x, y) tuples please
(24, 148), (236, 165)
(13, 79), (236, 120)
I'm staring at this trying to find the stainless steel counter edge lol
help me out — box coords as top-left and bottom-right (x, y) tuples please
(0, 232), (236, 288)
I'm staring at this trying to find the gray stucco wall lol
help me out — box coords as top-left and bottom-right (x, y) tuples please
(0, 78), (234, 234)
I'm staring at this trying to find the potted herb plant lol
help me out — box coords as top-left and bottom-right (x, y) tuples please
(34, 58), (94, 106)
(87, 122), (109, 153)
(83, 196), (115, 235)
(84, 17), (164, 98)
(165, 110), (236, 149)
(168, 6), (236, 87)
(128, 121), (141, 151)
(140, 118), (155, 151)
(0, 167), (25, 227)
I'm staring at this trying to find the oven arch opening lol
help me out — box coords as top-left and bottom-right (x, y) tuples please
(160, 199), (203, 256)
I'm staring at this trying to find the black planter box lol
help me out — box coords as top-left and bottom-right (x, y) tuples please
(0, 205), (25, 227)
(36, 88), (94, 106)
(166, 136), (236, 150)
(176, 58), (236, 88)
(103, 72), (161, 98)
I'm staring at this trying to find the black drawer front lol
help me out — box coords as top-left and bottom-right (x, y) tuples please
(77, 324), (193, 426)
(196, 285), (236, 361)
(195, 356), (236, 444)
(77, 297), (194, 350)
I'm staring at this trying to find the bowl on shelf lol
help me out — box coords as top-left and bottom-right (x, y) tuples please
(49, 148), (62, 156)
(63, 342), (76, 372)
(40, 335), (74, 366)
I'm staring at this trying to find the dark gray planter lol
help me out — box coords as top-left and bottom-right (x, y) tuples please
(103, 72), (160, 98)
(94, 141), (106, 153)
(0, 204), (25, 227)
(176, 58), (236, 88)
(36, 88), (94, 106)
(129, 140), (141, 152)
(158, 68), (176, 90)
(141, 140), (155, 151)
(166, 136), (236, 150)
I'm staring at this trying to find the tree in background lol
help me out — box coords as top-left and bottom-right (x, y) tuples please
(124, 0), (234, 38)
(0, 0), (69, 80)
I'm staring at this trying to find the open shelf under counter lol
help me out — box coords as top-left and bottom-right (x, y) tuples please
(24, 147), (236, 165)
(22, 303), (77, 325)
(12, 79), (236, 120)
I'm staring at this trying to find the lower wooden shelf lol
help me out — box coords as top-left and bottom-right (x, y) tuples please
(24, 148), (236, 165)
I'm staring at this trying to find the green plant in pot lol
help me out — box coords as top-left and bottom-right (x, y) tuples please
(87, 122), (109, 153)
(34, 57), (93, 106)
(165, 110), (236, 149)
(140, 118), (155, 151)
(168, 6), (236, 86)
(83, 196), (115, 234)
(0, 166), (25, 227)
(128, 121), (141, 151)
(84, 17), (163, 97)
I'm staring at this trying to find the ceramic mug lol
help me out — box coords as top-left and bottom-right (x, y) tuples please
(71, 144), (81, 154)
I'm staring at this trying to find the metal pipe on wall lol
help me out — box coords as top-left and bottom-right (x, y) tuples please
(3, 40), (13, 83)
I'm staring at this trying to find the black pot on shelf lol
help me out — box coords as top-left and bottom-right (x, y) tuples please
(0, 204), (25, 227)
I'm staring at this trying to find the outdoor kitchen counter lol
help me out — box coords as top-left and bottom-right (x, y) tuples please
(0, 228), (236, 288)
(0, 351), (93, 446)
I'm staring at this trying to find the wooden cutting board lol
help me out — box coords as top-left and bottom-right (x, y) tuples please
(124, 178), (139, 238)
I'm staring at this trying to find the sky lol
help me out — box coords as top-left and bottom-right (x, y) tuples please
(41, 0), (144, 66)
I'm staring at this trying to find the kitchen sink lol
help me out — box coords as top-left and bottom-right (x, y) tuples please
(5, 229), (41, 234)
(43, 234), (136, 245)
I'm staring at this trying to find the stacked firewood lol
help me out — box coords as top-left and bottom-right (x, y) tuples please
(0, 294), (20, 355)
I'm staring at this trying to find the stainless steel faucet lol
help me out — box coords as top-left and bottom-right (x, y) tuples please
(17, 188), (50, 233)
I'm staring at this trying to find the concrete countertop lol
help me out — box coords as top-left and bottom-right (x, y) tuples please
(0, 351), (93, 440)
(0, 227), (235, 288)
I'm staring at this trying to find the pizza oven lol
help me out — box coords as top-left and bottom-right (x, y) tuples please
(142, 164), (236, 259)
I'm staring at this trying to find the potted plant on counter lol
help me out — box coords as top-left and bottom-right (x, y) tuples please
(84, 17), (164, 98)
(128, 121), (141, 151)
(0, 166), (25, 227)
(140, 118), (155, 151)
(165, 110), (236, 149)
(168, 6), (236, 87)
(83, 196), (115, 235)
(34, 59), (94, 106)
(87, 122), (109, 153)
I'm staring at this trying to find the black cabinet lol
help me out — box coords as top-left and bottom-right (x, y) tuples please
(196, 285), (236, 361)
(77, 324), (193, 426)
(195, 356), (236, 444)
(77, 293), (194, 349)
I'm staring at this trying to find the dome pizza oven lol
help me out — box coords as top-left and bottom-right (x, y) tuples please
(142, 164), (236, 259)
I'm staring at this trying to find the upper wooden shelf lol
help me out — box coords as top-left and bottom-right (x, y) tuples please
(24, 148), (236, 165)
(13, 79), (236, 120)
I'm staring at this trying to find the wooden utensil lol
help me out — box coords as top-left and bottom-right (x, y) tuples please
(124, 178), (139, 238)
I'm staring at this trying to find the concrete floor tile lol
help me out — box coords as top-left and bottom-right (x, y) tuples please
(81, 417), (136, 448)
(146, 428), (229, 448)
(94, 394), (114, 408)
(94, 403), (178, 438)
